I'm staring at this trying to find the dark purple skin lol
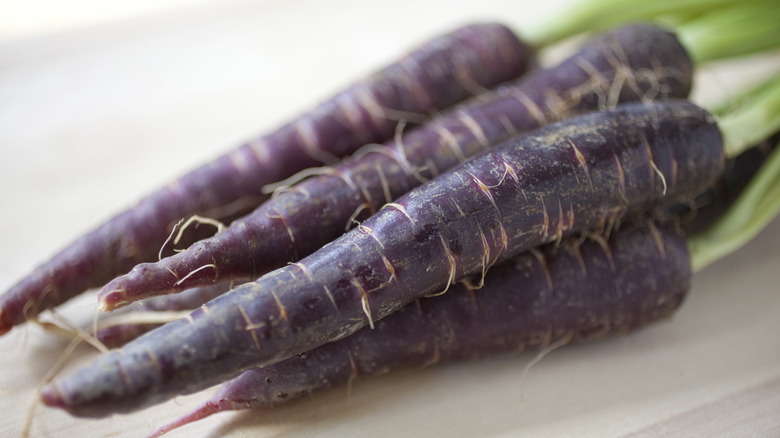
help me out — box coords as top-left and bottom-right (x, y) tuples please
(97, 324), (165, 350)
(95, 283), (235, 348)
(40, 99), (723, 417)
(148, 218), (690, 437)
(0, 22), (531, 335)
(98, 24), (695, 309)
(132, 282), (234, 312)
(672, 134), (779, 235)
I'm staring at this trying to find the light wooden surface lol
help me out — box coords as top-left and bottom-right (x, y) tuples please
(1, 1), (780, 437)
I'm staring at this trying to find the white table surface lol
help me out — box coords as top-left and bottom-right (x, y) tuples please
(1, 1), (779, 437)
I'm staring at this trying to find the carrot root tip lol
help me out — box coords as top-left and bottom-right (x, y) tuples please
(39, 384), (66, 410)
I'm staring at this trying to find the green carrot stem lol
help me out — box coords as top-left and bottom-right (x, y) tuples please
(688, 139), (780, 271)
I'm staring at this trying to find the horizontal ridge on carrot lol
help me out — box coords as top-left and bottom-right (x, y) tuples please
(0, 22), (532, 335)
(149, 217), (690, 437)
(40, 99), (724, 417)
(97, 24), (694, 309)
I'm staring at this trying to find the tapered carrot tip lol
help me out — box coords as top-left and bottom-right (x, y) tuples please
(40, 383), (67, 411)
(146, 401), (224, 438)
(98, 288), (129, 312)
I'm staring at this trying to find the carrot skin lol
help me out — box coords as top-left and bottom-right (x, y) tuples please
(100, 24), (695, 306)
(41, 99), (723, 417)
(149, 218), (689, 436)
(673, 134), (779, 234)
(94, 283), (234, 348)
(0, 22), (531, 333)
(96, 324), (164, 350)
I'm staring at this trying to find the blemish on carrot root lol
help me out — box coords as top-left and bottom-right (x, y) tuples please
(498, 220), (509, 257)
(294, 261), (332, 308)
(383, 202), (416, 227)
(323, 166), (358, 192)
(145, 347), (163, 375)
(554, 197), (565, 247)
(421, 340), (441, 368)
(433, 124), (467, 163)
(375, 162), (392, 204)
(502, 158), (521, 186)
(643, 137), (668, 197)
(246, 137), (271, 165)
(530, 248), (553, 294)
(539, 194), (550, 238)
(588, 232), (616, 272)
(261, 166), (330, 196)
(357, 224), (385, 250)
(21, 297), (39, 322)
(569, 139), (594, 191)
(336, 91), (372, 143)
(163, 265), (180, 282)
(548, 86), (581, 118)
(351, 279), (374, 330)
(97, 288), (128, 312)
(159, 218), (184, 261)
(345, 350), (358, 401)
(380, 254), (397, 283)
(466, 286), (479, 311)
(391, 121), (429, 184)
(424, 234), (457, 298)
(227, 148), (253, 175)
(313, 284), (335, 312)
(512, 90), (548, 126)
(467, 171), (501, 220)
(498, 114), (519, 138)
(237, 305), (262, 350)
(266, 209), (296, 248)
(295, 115), (340, 165)
(606, 68), (628, 109)
(457, 112), (489, 147)
(422, 158), (441, 178)
(174, 264), (218, 287)
(612, 150), (628, 204)
(353, 86), (386, 124)
(575, 57), (610, 106)
(117, 359), (133, 391)
(173, 215), (225, 246)
(650, 159), (668, 195)
(449, 196), (466, 217)
(346, 203), (370, 231)
(647, 221), (667, 259)
(398, 54), (428, 104)
(476, 223), (490, 288)
(269, 290), (289, 323)
(571, 242), (588, 279)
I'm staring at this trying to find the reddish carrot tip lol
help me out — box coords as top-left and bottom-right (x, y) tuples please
(97, 289), (127, 312)
(40, 383), (67, 410)
(146, 401), (223, 438)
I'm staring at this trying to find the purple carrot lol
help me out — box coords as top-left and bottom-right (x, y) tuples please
(98, 24), (694, 309)
(40, 99), (724, 417)
(672, 133), (779, 235)
(0, 22), (531, 336)
(94, 283), (234, 348)
(148, 217), (690, 437)
(132, 282), (234, 312)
